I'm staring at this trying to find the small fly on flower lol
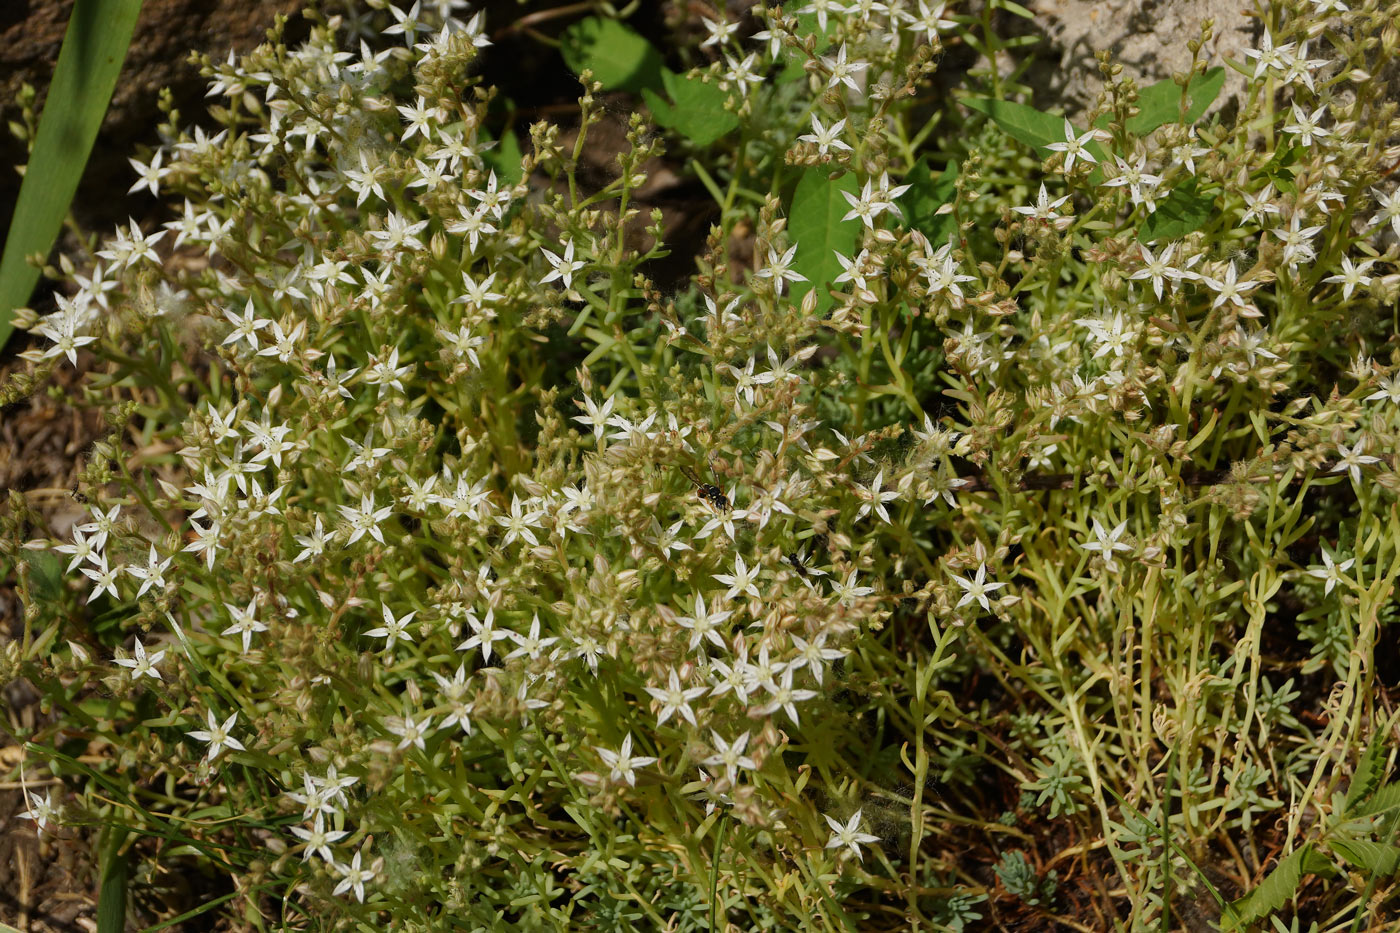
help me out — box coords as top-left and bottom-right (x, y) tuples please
(678, 463), (730, 514)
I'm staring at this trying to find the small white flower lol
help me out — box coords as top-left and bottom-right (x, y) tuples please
(386, 713), (434, 751)
(830, 569), (875, 606)
(1365, 373), (1400, 407)
(702, 731), (755, 784)
(1080, 518), (1133, 571)
(951, 563), (1009, 613)
(17, 789), (57, 832)
(365, 604), (418, 652)
(675, 592), (733, 652)
(821, 43), (868, 92)
(854, 470), (900, 524)
(221, 598), (269, 654)
(186, 710), (246, 761)
(457, 608), (512, 663)
(1323, 256), (1375, 301)
(114, 637), (166, 681)
(596, 732), (657, 787)
(799, 115), (852, 155)
(1306, 546), (1355, 596)
(541, 238), (586, 290)
(1011, 183), (1071, 223)
(290, 812), (348, 863)
(1045, 118), (1104, 173)
(331, 847), (378, 903)
(127, 149), (166, 197)
(1332, 438), (1381, 484)
(504, 613), (559, 662)
(645, 668), (709, 726)
(823, 808), (880, 861)
(714, 554), (761, 601)
(753, 668), (818, 726)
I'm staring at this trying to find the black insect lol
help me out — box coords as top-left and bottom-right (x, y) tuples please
(70, 482), (88, 504)
(678, 464), (730, 514)
(786, 551), (810, 578)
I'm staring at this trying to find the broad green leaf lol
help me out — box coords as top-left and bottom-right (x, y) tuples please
(481, 126), (524, 186)
(897, 157), (957, 244)
(24, 549), (65, 604)
(787, 169), (860, 315)
(0, 0), (143, 350)
(642, 69), (738, 146)
(1225, 845), (1334, 928)
(1329, 839), (1400, 877)
(961, 98), (1109, 164)
(1139, 179), (1215, 242)
(1124, 67), (1226, 136)
(559, 17), (665, 93)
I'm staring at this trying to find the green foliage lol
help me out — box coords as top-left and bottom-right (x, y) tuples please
(559, 17), (664, 93)
(4, 2), (1400, 932)
(1138, 178), (1216, 241)
(994, 849), (1057, 906)
(897, 157), (958, 244)
(1225, 846), (1337, 929)
(1123, 67), (1226, 136)
(787, 169), (860, 314)
(642, 71), (740, 147)
(96, 828), (130, 933)
(961, 97), (1109, 164)
(0, 0), (142, 349)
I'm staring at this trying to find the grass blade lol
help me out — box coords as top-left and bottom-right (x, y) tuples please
(0, 0), (143, 350)
(96, 827), (131, 933)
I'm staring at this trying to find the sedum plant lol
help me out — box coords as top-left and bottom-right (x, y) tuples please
(3, 0), (1400, 929)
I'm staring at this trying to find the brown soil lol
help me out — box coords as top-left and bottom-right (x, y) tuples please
(0, 0), (304, 245)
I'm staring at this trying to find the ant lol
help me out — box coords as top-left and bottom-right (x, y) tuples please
(678, 462), (730, 514)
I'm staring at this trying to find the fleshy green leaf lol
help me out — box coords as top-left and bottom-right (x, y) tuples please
(1124, 67), (1226, 136)
(0, 0), (143, 350)
(1329, 839), (1400, 877)
(897, 157), (958, 244)
(559, 17), (665, 93)
(1138, 180), (1215, 242)
(642, 70), (738, 147)
(788, 170), (860, 315)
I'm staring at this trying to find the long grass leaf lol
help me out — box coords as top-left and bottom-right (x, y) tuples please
(0, 0), (143, 350)
(96, 827), (131, 933)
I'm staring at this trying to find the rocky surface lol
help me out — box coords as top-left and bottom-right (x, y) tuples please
(1026, 0), (1257, 116)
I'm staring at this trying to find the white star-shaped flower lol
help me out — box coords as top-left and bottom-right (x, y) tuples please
(951, 563), (1008, 612)
(114, 637), (166, 681)
(823, 808), (880, 861)
(596, 733), (657, 787)
(186, 710), (246, 761)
